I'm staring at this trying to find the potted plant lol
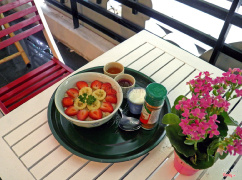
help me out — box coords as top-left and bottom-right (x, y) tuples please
(162, 68), (242, 175)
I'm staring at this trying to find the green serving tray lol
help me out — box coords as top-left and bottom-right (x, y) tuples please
(47, 66), (171, 163)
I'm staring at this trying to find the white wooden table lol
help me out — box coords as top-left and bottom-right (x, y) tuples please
(0, 30), (241, 180)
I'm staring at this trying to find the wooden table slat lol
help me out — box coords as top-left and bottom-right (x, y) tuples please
(20, 135), (59, 168)
(151, 58), (184, 83)
(232, 156), (242, 179)
(4, 109), (48, 146)
(161, 64), (195, 92)
(149, 153), (178, 180)
(118, 43), (155, 66)
(123, 138), (173, 180)
(69, 161), (112, 180)
(200, 155), (239, 180)
(97, 156), (145, 180)
(30, 146), (72, 180)
(168, 70), (200, 107)
(140, 53), (174, 77)
(12, 122), (51, 157)
(44, 155), (89, 180)
(128, 48), (164, 71)
(229, 99), (242, 122)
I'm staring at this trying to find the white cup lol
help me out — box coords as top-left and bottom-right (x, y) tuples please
(114, 74), (135, 98)
(103, 62), (124, 78)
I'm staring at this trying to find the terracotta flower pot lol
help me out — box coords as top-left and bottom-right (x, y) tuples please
(174, 151), (200, 176)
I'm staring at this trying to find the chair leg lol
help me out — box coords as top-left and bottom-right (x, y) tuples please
(0, 13), (31, 66)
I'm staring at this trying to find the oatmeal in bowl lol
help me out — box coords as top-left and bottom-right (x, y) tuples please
(55, 72), (123, 128)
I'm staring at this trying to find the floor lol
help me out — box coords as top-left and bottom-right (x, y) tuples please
(0, 30), (88, 89)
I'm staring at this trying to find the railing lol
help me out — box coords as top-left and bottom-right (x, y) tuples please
(45, 0), (242, 67)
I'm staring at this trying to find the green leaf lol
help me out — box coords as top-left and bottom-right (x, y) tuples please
(196, 151), (207, 161)
(178, 129), (186, 136)
(207, 139), (219, 155)
(170, 95), (186, 117)
(171, 106), (182, 117)
(86, 95), (96, 105)
(221, 111), (238, 126)
(217, 115), (228, 137)
(218, 151), (228, 160)
(212, 89), (218, 96)
(225, 91), (230, 100)
(171, 106), (177, 114)
(223, 84), (227, 89)
(184, 140), (195, 145)
(78, 93), (87, 103)
(166, 124), (195, 157)
(162, 113), (181, 125)
(174, 95), (186, 106)
(214, 151), (228, 162)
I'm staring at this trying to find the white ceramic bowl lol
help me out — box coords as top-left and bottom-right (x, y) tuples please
(55, 72), (123, 128)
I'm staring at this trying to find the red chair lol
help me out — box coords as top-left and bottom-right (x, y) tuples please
(0, 0), (73, 115)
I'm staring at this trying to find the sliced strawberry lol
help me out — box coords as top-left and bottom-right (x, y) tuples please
(91, 80), (102, 90)
(76, 81), (88, 90)
(66, 88), (79, 99)
(65, 106), (78, 116)
(89, 109), (102, 120)
(105, 95), (117, 104)
(106, 88), (117, 95)
(62, 97), (74, 107)
(101, 82), (111, 91)
(100, 102), (114, 113)
(77, 109), (89, 121)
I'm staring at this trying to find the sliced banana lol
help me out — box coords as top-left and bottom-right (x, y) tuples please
(92, 89), (106, 100)
(79, 87), (92, 96)
(74, 98), (87, 110)
(87, 100), (101, 110)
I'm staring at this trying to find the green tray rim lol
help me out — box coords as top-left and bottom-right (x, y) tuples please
(47, 66), (171, 163)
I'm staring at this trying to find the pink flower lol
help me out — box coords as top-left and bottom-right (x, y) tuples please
(212, 96), (230, 112)
(181, 109), (190, 118)
(233, 139), (242, 155)
(226, 145), (235, 155)
(236, 126), (242, 139)
(235, 89), (242, 97)
(230, 68), (241, 73)
(204, 71), (212, 77)
(195, 72), (203, 78)
(230, 74), (237, 83)
(222, 71), (230, 77)
(175, 104), (181, 110)
(208, 129), (220, 138)
(176, 69), (242, 152)
(237, 75), (242, 85)
(213, 76), (225, 85)
(179, 118), (190, 135)
(198, 122), (209, 135)
(209, 114), (218, 123)
(217, 86), (225, 94)
(200, 97), (212, 109)
(191, 108), (205, 119)
(226, 139), (242, 155)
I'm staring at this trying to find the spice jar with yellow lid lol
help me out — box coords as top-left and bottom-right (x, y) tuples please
(139, 83), (167, 130)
